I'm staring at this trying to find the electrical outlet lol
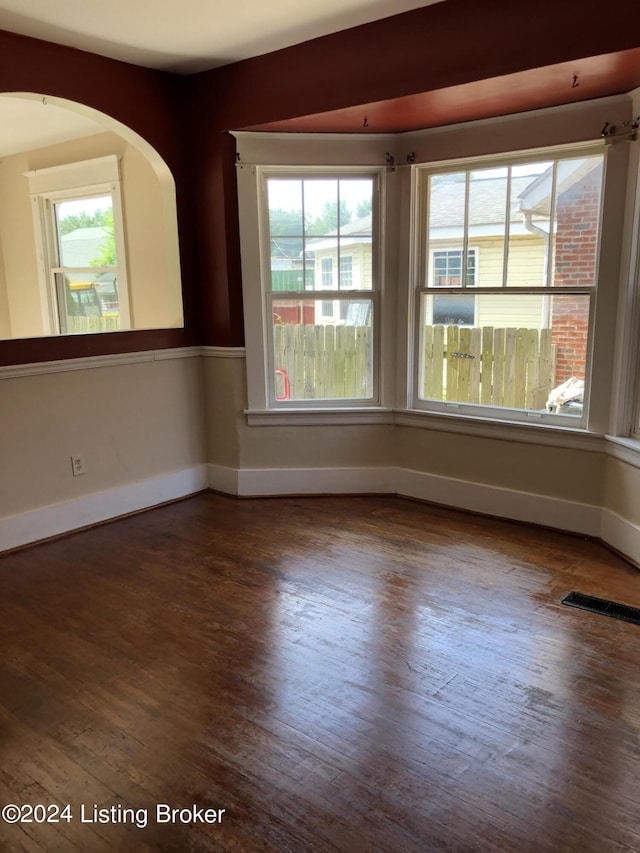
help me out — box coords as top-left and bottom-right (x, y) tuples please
(71, 453), (86, 476)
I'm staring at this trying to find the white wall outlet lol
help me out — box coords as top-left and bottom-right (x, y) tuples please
(71, 453), (86, 476)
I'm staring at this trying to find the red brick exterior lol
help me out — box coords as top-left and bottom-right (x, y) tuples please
(550, 162), (602, 383)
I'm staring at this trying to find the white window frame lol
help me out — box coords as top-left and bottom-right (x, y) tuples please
(235, 138), (395, 417)
(26, 156), (130, 335)
(409, 143), (611, 430)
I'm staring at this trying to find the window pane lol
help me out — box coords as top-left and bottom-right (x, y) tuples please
(507, 161), (554, 287)
(427, 172), (466, 286)
(53, 195), (121, 331)
(55, 195), (115, 268)
(270, 237), (308, 290)
(304, 180), (339, 235)
(552, 155), (603, 288)
(272, 297), (373, 400)
(267, 177), (375, 294)
(418, 292), (589, 415)
(55, 273), (120, 335)
(340, 179), (373, 244)
(267, 179), (303, 236)
(304, 238), (338, 290)
(469, 167), (507, 287)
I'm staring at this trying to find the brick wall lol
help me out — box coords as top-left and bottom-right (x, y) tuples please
(551, 162), (602, 384)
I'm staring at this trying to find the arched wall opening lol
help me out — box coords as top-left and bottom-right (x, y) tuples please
(0, 92), (184, 343)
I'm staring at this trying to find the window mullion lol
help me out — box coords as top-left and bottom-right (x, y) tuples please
(546, 162), (558, 289)
(502, 165), (512, 288)
(462, 171), (470, 288)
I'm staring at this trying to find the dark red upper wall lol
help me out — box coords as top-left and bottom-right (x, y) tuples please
(0, 29), (197, 364)
(189, 0), (640, 346)
(192, 0), (640, 132)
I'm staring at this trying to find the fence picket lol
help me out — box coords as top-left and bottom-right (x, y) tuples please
(481, 326), (494, 406)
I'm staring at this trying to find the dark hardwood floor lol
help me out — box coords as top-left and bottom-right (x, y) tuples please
(1, 493), (640, 852)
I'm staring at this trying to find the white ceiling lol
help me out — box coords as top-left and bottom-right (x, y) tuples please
(0, 0), (445, 158)
(0, 0), (445, 74)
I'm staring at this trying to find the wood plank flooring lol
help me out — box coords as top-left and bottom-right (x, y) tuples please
(1, 493), (640, 852)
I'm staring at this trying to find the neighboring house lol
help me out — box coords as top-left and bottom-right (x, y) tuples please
(306, 214), (373, 324)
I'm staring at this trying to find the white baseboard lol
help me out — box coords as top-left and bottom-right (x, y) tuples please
(234, 466), (395, 496)
(0, 465), (209, 554)
(208, 464), (240, 495)
(5, 463), (637, 566)
(601, 509), (640, 567)
(395, 467), (602, 537)
(208, 463), (601, 536)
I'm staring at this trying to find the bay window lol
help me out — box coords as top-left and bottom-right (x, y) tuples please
(411, 148), (605, 425)
(236, 118), (631, 437)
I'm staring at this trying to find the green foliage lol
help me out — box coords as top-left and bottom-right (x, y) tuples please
(305, 200), (352, 236)
(356, 198), (372, 218)
(58, 208), (111, 235)
(269, 200), (358, 259)
(89, 209), (116, 268)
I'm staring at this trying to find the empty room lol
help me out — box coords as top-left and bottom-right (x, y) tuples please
(2, 1), (640, 850)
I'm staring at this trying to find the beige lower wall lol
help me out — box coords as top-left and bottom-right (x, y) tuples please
(0, 355), (206, 520)
(204, 354), (605, 506)
(202, 355), (242, 470)
(604, 456), (640, 526)
(395, 426), (606, 507)
(4, 351), (640, 564)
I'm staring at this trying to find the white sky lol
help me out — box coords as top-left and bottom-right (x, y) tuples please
(55, 194), (112, 220)
(267, 178), (372, 217)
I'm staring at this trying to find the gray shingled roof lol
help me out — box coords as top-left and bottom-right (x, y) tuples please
(429, 175), (539, 227)
(60, 226), (108, 266)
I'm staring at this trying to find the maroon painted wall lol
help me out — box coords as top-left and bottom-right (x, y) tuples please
(0, 29), (198, 365)
(189, 0), (640, 347)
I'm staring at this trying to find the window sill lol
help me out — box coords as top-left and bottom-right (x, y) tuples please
(245, 404), (607, 451)
(606, 436), (640, 470)
(395, 408), (605, 452)
(245, 407), (395, 426)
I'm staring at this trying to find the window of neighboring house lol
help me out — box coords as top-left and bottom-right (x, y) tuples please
(431, 249), (476, 325)
(320, 257), (334, 287)
(27, 156), (129, 336)
(413, 150), (605, 424)
(258, 172), (378, 405)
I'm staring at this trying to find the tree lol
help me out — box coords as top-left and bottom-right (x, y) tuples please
(306, 200), (352, 235)
(58, 208), (111, 236)
(89, 209), (116, 267)
(356, 198), (372, 219)
(268, 209), (303, 259)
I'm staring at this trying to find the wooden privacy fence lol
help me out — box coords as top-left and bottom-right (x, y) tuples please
(423, 325), (556, 409)
(274, 323), (372, 399)
(67, 316), (120, 334)
(272, 322), (555, 407)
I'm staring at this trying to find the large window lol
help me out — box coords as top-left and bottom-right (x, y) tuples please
(262, 172), (378, 404)
(27, 156), (129, 336)
(235, 128), (628, 435)
(412, 150), (605, 423)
